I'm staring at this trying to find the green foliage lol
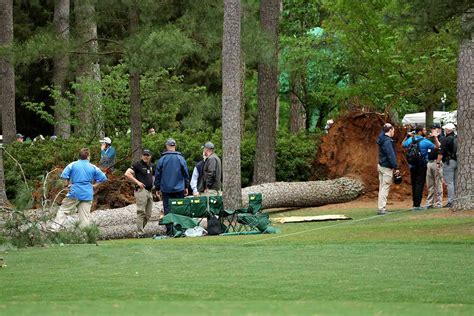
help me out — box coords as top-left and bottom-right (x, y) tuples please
(322, 0), (459, 114)
(3, 129), (319, 202)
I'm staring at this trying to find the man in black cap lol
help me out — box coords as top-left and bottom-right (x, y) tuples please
(16, 133), (24, 143)
(125, 149), (155, 237)
(425, 124), (442, 208)
(154, 138), (189, 236)
(198, 141), (222, 196)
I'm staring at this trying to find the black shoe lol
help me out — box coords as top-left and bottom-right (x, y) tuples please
(443, 202), (453, 208)
(377, 210), (388, 215)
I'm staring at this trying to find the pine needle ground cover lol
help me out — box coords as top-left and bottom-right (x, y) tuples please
(1, 207), (473, 315)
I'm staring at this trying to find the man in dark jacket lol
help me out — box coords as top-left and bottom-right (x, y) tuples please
(154, 138), (189, 236)
(198, 141), (222, 195)
(376, 123), (400, 215)
(439, 123), (457, 208)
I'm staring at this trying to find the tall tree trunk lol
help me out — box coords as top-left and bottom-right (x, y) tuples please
(289, 81), (306, 134)
(74, 0), (101, 137)
(454, 9), (474, 211)
(425, 104), (434, 129)
(0, 148), (8, 206)
(253, 0), (279, 184)
(222, 0), (242, 209)
(0, 0), (16, 145)
(53, 0), (71, 139)
(240, 54), (246, 140)
(129, 4), (142, 163)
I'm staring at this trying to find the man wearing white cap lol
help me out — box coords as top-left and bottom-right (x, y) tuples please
(439, 123), (457, 207)
(99, 137), (116, 170)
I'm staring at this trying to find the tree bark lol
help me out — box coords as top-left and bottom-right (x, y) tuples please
(129, 4), (142, 163)
(222, 0), (242, 210)
(289, 82), (306, 134)
(0, 148), (8, 206)
(53, 0), (71, 139)
(253, 0), (279, 184)
(0, 0), (16, 145)
(425, 104), (434, 129)
(74, 0), (101, 137)
(242, 177), (364, 209)
(454, 9), (474, 211)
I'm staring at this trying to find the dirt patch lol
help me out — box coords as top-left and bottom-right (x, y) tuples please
(32, 168), (137, 211)
(313, 110), (411, 199)
(92, 175), (136, 211)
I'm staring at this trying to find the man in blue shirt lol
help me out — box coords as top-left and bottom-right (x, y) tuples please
(50, 148), (107, 231)
(154, 138), (189, 236)
(402, 126), (435, 210)
(99, 137), (116, 170)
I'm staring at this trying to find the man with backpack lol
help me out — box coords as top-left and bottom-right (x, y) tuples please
(376, 123), (400, 215)
(439, 123), (457, 208)
(403, 126), (435, 210)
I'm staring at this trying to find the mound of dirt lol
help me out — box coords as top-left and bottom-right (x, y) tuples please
(92, 175), (136, 211)
(32, 169), (137, 211)
(313, 110), (411, 199)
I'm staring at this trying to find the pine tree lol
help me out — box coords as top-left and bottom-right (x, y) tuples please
(74, 0), (102, 137)
(0, 0), (16, 145)
(222, 0), (242, 209)
(129, 1), (142, 163)
(53, 0), (71, 139)
(253, 0), (280, 184)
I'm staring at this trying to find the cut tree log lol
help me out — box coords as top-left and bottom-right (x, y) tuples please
(60, 177), (364, 239)
(241, 177), (364, 209)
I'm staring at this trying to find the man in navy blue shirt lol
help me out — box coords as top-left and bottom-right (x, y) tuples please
(154, 138), (189, 236)
(376, 123), (400, 215)
(50, 148), (107, 231)
(403, 126), (435, 210)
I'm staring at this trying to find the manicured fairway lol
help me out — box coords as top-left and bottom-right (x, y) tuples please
(1, 207), (473, 315)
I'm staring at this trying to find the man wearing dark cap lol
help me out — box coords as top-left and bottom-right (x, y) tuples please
(154, 138), (190, 236)
(425, 124), (442, 208)
(198, 141), (222, 195)
(16, 133), (24, 143)
(125, 149), (155, 237)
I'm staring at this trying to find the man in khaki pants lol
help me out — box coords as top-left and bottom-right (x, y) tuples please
(50, 148), (107, 231)
(125, 149), (155, 237)
(425, 124), (442, 208)
(376, 123), (400, 215)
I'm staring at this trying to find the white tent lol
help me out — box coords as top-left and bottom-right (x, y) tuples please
(401, 111), (449, 126)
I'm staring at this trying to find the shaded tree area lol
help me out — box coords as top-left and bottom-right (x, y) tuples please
(0, 0), (470, 205)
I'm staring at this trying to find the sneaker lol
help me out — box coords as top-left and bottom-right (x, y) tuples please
(377, 210), (388, 215)
(412, 206), (425, 211)
(443, 202), (453, 208)
(425, 205), (434, 209)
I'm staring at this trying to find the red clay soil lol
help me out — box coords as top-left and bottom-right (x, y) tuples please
(32, 169), (137, 211)
(313, 110), (412, 200)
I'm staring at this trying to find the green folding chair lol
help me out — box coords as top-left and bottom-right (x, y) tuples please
(168, 198), (191, 217)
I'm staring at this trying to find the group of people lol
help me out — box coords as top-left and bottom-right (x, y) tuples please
(50, 137), (222, 238)
(377, 122), (458, 214)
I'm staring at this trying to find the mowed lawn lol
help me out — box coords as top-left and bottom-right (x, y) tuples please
(1, 207), (473, 315)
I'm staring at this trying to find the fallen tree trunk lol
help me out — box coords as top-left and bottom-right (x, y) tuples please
(59, 177), (363, 239)
(241, 177), (364, 209)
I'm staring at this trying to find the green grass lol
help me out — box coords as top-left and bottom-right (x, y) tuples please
(1, 207), (473, 315)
